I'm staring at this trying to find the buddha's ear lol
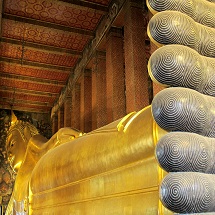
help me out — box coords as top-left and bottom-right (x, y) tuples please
(24, 126), (32, 142)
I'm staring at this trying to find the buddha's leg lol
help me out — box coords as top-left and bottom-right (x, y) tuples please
(147, 0), (215, 214)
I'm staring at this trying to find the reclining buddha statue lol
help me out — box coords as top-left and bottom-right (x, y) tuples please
(6, 0), (215, 214)
(6, 107), (168, 215)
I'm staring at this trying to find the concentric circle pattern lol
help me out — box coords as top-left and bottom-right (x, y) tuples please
(160, 172), (215, 213)
(148, 44), (215, 96)
(156, 132), (215, 173)
(147, 0), (215, 28)
(152, 87), (215, 137)
(148, 11), (215, 58)
(148, 1), (215, 214)
(177, 213), (215, 215)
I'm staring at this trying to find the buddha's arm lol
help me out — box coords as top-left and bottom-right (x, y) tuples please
(12, 127), (84, 203)
(43, 127), (84, 150)
(12, 134), (47, 203)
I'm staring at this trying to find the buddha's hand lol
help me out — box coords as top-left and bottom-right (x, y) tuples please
(55, 127), (84, 146)
(147, 0), (215, 214)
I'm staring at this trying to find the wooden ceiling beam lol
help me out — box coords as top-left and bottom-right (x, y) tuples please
(0, 89), (56, 100)
(0, 97), (52, 107)
(0, 103), (50, 113)
(58, 0), (108, 13)
(0, 60), (70, 76)
(0, 73), (65, 87)
(0, 57), (72, 72)
(1, 37), (82, 57)
(2, 14), (94, 37)
(0, 86), (58, 96)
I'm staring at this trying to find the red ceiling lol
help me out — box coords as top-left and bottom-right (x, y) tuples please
(0, 62), (69, 81)
(2, 19), (92, 50)
(0, 78), (63, 93)
(0, 90), (55, 103)
(4, 0), (104, 31)
(0, 0), (111, 112)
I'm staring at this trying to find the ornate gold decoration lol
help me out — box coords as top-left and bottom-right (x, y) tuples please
(10, 110), (17, 126)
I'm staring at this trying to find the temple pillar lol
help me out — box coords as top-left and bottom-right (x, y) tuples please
(51, 115), (58, 135)
(106, 27), (126, 123)
(124, 0), (149, 112)
(57, 106), (64, 130)
(0, 0), (2, 37)
(153, 81), (166, 97)
(91, 64), (97, 130)
(92, 51), (107, 128)
(71, 83), (81, 130)
(64, 95), (72, 127)
(80, 69), (92, 133)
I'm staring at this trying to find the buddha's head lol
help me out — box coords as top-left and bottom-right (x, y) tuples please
(6, 113), (38, 172)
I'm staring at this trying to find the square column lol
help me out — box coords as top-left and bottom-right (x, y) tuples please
(57, 106), (64, 130)
(71, 83), (81, 130)
(64, 95), (72, 127)
(91, 67), (97, 130)
(51, 115), (58, 135)
(80, 69), (92, 133)
(124, 0), (149, 112)
(93, 51), (107, 128)
(106, 27), (126, 123)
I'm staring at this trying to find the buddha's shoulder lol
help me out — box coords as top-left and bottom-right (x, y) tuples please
(28, 134), (48, 148)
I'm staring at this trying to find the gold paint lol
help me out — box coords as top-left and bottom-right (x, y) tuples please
(6, 106), (170, 214)
(147, 24), (164, 48)
(147, 60), (168, 87)
(6, 122), (83, 215)
(146, 0), (159, 15)
(11, 110), (17, 125)
(117, 112), (136, 132)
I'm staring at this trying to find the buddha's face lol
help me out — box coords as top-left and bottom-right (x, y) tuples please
(6, 128), (28, 172)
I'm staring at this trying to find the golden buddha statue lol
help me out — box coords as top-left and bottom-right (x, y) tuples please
(6, 115), (84, 214)
(6, 0), (215, 214)
(6, 107), (168, 215)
